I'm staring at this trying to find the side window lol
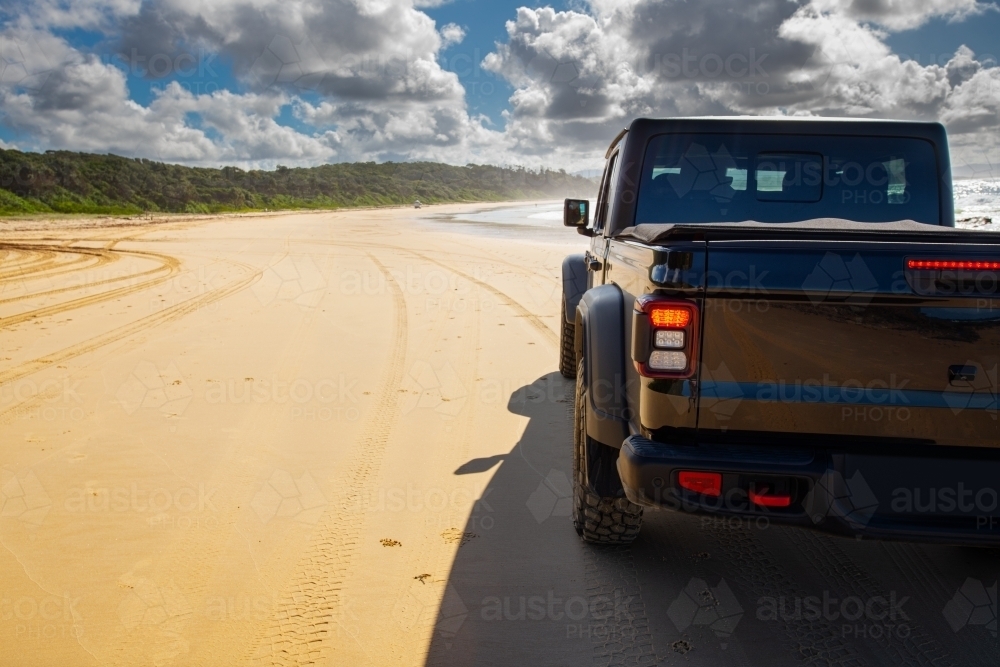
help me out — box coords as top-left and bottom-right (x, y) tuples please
(595, 152), (619, 232)
(603, 151), (622, 231)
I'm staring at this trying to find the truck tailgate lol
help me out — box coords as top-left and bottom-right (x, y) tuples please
(697, 239), (999, 448)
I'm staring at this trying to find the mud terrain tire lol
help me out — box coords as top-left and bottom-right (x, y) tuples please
(572, 358), (643, 543)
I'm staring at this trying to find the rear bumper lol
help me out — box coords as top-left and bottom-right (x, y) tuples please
(617, 436), (1000, 546)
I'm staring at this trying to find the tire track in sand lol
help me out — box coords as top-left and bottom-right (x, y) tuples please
(322, 238), (559, 346)
(0, 250), (157, 307)
(246, 251), (409, 666)
(408, 250), (557, 346)
(0, 259), (259, 418)
(0, 245), (103, 282)
(0, 248), (179, 328)
(372, 249), (484, 667)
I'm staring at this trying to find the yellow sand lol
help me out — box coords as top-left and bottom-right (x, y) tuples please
(0, 204), (585, 666)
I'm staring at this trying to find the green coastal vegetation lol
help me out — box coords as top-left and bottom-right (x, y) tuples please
(0, 149), (595, 216)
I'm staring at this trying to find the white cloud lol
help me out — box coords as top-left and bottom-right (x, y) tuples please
(440, 23), (466, 48)
(0, 1), (503, 167)
(481, 1), (1000, 169)
(0, 27), (338, 167)
(810, 0), (994, 31)
(1, 0), (141, 31)
(118, 0), (466, 102)
(0, 0), (998, 172)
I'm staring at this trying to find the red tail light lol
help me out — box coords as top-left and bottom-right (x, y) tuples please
(632, 296), (699, 378)
(678, 471), (722, 497)
(749, 485), (792, 508)
(907, 259), (1000, 271)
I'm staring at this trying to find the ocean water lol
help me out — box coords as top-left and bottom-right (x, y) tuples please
(954, 179), (1000, 229)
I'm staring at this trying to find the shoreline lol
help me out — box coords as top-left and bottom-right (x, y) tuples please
(0, 199), (564, 234)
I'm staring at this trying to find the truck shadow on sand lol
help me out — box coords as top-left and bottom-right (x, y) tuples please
(422, 372), (592, 666)
(421, 372), (721, 667)
(421, 374), (1000, 667)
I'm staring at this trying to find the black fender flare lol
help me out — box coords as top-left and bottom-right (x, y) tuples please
(561, 254), (588, 323)
(574, 284), (631, 450)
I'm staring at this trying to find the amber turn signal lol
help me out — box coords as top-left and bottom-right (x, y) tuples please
(649, 307), (691, 328)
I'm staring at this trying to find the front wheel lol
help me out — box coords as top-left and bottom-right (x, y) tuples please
(572, 358), (643, 543)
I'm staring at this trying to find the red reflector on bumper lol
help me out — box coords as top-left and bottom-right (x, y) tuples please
(749, 486), (792, 508)
(907, 259), (1000, 271)
(678, 471), (722, 497)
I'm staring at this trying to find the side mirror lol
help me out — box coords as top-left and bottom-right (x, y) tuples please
(564, 199), (589, 227)
(564, 199), (595, 236)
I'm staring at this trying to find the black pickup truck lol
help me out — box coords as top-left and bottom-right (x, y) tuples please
(560, 117), (999, 546)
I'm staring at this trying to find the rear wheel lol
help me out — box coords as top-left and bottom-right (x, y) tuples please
(572, 357), (643, 543)
(559, 300), (576, 379)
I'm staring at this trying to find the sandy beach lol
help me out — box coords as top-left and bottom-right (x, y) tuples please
(1, 204), (996, 667)
(0, 203), (588, 665)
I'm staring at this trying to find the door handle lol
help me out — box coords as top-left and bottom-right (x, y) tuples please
(585, 251), (603, 271)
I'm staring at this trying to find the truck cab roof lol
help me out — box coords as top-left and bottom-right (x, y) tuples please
(604, 117), (953, 232)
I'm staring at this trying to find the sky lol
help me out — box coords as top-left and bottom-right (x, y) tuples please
(0, 0), (998, 175)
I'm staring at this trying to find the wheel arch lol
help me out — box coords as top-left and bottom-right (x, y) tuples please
(574, 284), (631, 450)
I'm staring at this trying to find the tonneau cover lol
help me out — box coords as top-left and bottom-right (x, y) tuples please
(616, 219), (1000, 244)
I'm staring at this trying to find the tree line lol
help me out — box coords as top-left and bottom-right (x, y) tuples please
(0, 149), (596, 215)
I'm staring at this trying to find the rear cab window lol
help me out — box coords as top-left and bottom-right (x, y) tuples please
(634, 133), (940, 224)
